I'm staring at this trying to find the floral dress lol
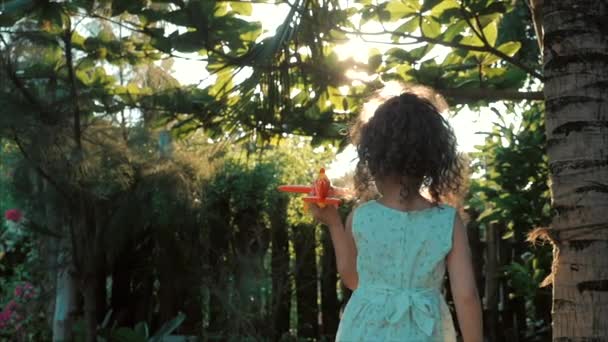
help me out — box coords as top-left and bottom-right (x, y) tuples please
(336, 201), (458, 342)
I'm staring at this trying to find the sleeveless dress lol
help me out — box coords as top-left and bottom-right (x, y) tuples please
(336, 200), (458, 342)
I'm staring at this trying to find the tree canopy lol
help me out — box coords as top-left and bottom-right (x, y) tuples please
(1, 0), (542, 149)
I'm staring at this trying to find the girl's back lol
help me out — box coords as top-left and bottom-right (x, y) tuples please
(336, 201), (457, 341)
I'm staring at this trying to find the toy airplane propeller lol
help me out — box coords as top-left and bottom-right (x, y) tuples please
(278, 168), (352, 209)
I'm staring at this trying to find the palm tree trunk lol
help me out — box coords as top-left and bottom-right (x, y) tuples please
(543, 0), (608, 339)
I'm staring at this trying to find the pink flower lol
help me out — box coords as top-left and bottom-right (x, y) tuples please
(4, 209), (23, 223)
(5, 301), (18, 311)
(14, 286), (23, 297)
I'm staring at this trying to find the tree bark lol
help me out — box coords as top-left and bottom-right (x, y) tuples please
(320, 226), (339, 339)
(271, 197), (290, 340)
(82, 275), (99, 342)
(543, 0), (608, 339)
(485, 223), (499, 342)
(293, 223), (319, 339)
(53, 266), (77, 342)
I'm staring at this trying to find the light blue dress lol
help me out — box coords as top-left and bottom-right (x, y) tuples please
(336, 200), (457, 342)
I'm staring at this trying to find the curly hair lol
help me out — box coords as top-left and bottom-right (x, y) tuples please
(350, 83), (464, 204)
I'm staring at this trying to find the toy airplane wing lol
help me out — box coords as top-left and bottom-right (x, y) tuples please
(302, 196), (341, 207)
(328, 187), (354, 198)
(278, 185), (313, 194)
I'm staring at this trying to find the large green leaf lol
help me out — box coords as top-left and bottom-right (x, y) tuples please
(111, 328), (146, 342)
(421, 0), (443, 12)
(421, 16), (441, 38)
(368, 48), (383, 71)
(430, 0), (459, 18)
(497, 41), (522, 57)
(230, 2), (253, 16)
(482, 20), (498, 46)
(395, 17), (419, 34)
(442, 19), (467, 41)
(386, 0), (419, 21)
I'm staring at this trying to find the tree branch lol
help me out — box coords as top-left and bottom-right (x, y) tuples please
(0, 35), (46, 111)
(64, 20), (82, 150)
(11, 128), (73, 202)
(339, 27), (544, 81)
(437, 87), (543, 103)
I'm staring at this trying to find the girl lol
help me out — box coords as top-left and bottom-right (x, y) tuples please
(309, 84), (483, 341)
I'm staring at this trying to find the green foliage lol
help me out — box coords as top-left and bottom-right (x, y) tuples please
(467, 103), (552, 339)
(73, 311), (185, 342)
(0, 0), (548, 339)
(1, 0), (542, 146)
(470, 103), (551, 231)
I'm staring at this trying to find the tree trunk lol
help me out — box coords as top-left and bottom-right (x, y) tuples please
(293, 223), (318, 339)
(82, 276), (99, 342)
(271, 197), (290, 340)
(207, 201), (231, 338)
(543, 0), (608, 339)
(53, 266), (78, 342)
(485, 223), (499, 342)
(320, 226), (339, 339)
(111, 245), (133, 327)
(512, 230), (528, 341)
(465, 210), (484, 295)
(499, 234), (513, 342)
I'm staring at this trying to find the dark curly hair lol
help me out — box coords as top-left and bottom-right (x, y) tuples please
(350, 84), (464, 204)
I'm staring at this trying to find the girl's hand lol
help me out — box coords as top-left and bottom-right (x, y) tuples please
(308, 204), (342, 227)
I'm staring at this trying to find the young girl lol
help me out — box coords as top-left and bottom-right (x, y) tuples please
(309, 85), (483, 341)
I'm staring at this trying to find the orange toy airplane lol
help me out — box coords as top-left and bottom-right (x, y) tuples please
(278, 168), (352, 208)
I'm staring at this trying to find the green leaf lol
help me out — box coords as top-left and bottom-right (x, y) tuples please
(111, 327), (146, 342)
(133, 322), (149, 339)
(172, 31), (204, 53)
(368, 48), (383, 71)
(477, 13), (501, 28)
(482, 20), (498, 46)
(460, 33), (484, 47)
(409, 44), (433, 60)
(386, 0), (419, 21)
(421, 17), (441, 38)
(496, 41), (522, 57)
(150, 312), (186, 341)
(421, 0), (443, 12)
(395, 17), (419, 34)
(329, 29), (348, 41)
(240, 27), (262, 43)
(478, 2), (509, 15)
(126, 83), (141, 95)
(442, 20), (467, 41)
(396, 64), (413, 81)
(430, 0), (459, 17)
(230, 2), (252, 16)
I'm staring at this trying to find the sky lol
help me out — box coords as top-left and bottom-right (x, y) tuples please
(169, 2), (505, 179)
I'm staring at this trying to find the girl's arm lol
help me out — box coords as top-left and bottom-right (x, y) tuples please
(308, 205), (358, 289)
(446, 214), (483, 342)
